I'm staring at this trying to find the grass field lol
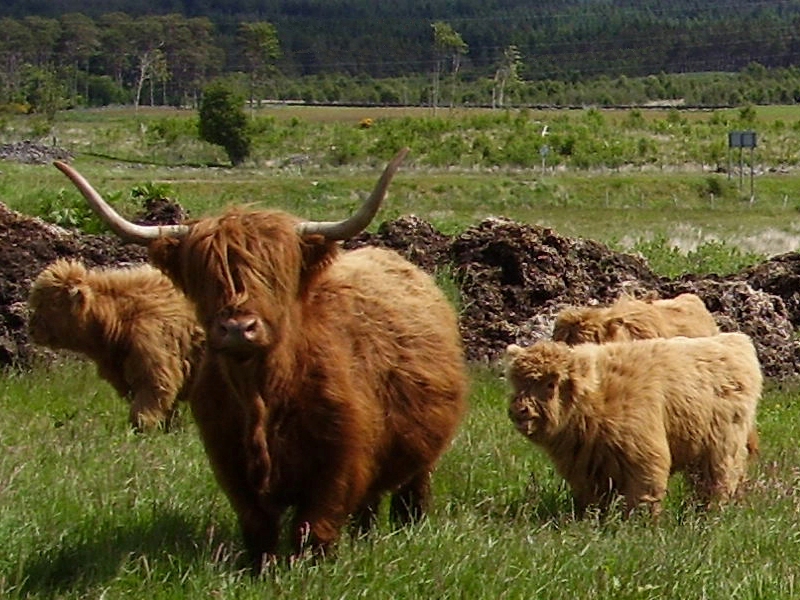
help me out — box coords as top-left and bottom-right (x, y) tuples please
(2, 362), (800, 599)
(5, 103), (800, 256)
(3, 105), (800, 598)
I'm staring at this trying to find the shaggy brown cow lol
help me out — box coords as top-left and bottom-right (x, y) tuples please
(551, 292), (760, 456)
(28, 259), (205, 431)
(505, 333), (762, 517)
(552, 292), (719, 345)
(54, 149), (469, 569)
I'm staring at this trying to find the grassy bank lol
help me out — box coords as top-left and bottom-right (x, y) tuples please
(0, 362), (798, 598)
(2, 105), (800, 598)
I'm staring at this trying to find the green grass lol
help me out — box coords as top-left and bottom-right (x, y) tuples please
(5, 103), (800, 260)
(2, 106), (800, 596)
(1, 362), (799, 598)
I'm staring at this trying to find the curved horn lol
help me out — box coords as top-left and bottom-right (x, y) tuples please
(295, 147), (409, 240)
(53, 161), (190, 245)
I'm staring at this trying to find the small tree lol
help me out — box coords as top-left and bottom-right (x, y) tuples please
(493, 45), (522, 108)
(431, 21), (467, 111)
(238, 21), (281, 112)
(198, 80), (251, 166)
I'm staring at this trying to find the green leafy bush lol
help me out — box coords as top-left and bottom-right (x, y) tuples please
(198, 80), (251, 166)
(630, 233), (764, 278)
(37, 188), (107, 234)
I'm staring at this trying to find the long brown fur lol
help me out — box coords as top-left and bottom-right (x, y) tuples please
(28, 258), (205, 431)
(551, 292), (760, 456)
(505, 334), (762, 518)
(145, 207), (468, 568)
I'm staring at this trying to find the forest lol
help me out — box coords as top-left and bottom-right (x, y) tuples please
(5, 0), (800, 112)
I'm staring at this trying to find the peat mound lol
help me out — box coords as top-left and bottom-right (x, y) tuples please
(3, 207), (800, 379)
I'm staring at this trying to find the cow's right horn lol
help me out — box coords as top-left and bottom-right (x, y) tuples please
(53, 161), (190, 245)
(295, 147), (409, 240)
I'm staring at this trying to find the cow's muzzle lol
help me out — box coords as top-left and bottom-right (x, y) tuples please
(211, 314), (269, 354)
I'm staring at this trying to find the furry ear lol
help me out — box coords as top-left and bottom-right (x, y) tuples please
(68, 285), (90, 315)
(298, 234), (339, 292)
(604, 316), (629, 341)
(301, 234), (338, 268)
(148, 237), (183, 287)
(505, 343), (524, 360)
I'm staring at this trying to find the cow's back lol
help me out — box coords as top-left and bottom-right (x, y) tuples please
(317, 247), (468, 481)
(587, 333), (761, 467)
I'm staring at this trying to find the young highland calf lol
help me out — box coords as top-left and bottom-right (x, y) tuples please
(548, 292), (765, 456)
(505, 333), (762, 517)
(28, 259), (205, 431)
(552, 293), (719, 345)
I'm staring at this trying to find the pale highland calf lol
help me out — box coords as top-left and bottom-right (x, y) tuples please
(552, 293), (719, 345)
(505, 333), (762, 517)
(28, 259), (205, 431)
(549, 292), (764, 456)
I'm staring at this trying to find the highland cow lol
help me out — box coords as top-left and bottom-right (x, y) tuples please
(28, 259), (205, 431)
(552, 293), (719, 345)
(552, 292), (759, 456)
(54, 148), (469, 570)
(505, 333), (762, 517)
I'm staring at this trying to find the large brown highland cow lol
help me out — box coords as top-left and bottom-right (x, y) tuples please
(54, 149), (469, 570)
(28, 259), (205, 431)
(505, 333), (762, 518)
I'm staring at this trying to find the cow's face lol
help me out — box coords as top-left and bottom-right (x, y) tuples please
(28, 261), (92, 349)
(505, 343), (571, 440)
(149, 209), (334, 360)
(552, 308), (602, 345)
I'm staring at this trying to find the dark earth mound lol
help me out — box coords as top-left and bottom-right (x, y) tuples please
(3, 166), (800, 378)
(349, 215), (800, 379)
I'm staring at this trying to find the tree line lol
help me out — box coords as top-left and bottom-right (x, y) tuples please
(5, 1), (800, 78)
(5, 4), (800, 115)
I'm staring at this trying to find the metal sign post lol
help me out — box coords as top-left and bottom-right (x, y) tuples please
(540, 144), (549, 176)
(728, 130), (757, 199)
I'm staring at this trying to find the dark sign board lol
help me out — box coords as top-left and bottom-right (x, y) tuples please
(729, 130), (757, 148)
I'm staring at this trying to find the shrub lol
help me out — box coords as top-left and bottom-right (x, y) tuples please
(198, 80), (251, 166)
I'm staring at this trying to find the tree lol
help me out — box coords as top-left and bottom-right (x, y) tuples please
(133, 47), (166, 110)
(0, 17), (32, 103)
(57, 13), (99, 104)
(493, 45), (522, 108)
(238, 21), (281, 111)
(162, 15), (222, 108)
(431, 21), (467, 111)
(198, 80), (251, 166)
(22, 64), (66, 119)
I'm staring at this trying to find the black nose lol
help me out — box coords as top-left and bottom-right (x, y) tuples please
(218, 316), (259, 341)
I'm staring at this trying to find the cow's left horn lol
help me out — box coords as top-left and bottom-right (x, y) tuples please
(53, 161), (190, 245)
(295, 147), (409, 240)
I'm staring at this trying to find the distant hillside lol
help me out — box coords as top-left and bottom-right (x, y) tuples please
(4, 0), (800, 79)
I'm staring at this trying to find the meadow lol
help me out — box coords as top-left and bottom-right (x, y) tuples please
(2, 105), (800, 598)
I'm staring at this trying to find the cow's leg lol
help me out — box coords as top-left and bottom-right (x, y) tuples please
(352, 496), (381, 537)
(129, 388), (168, 432)
(239, 505), (282, 573)
(390, 471), (431, 526)
(189, 362), (281, 571)
(624, 460), (669, 522)
(700, 437), (749, 507)
(290, 505), (348, 561)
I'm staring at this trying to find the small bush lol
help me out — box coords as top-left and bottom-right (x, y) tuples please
(631, 233), (764, 278)
(198, 80), (251, 166)
(37, 188), (107, 234)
